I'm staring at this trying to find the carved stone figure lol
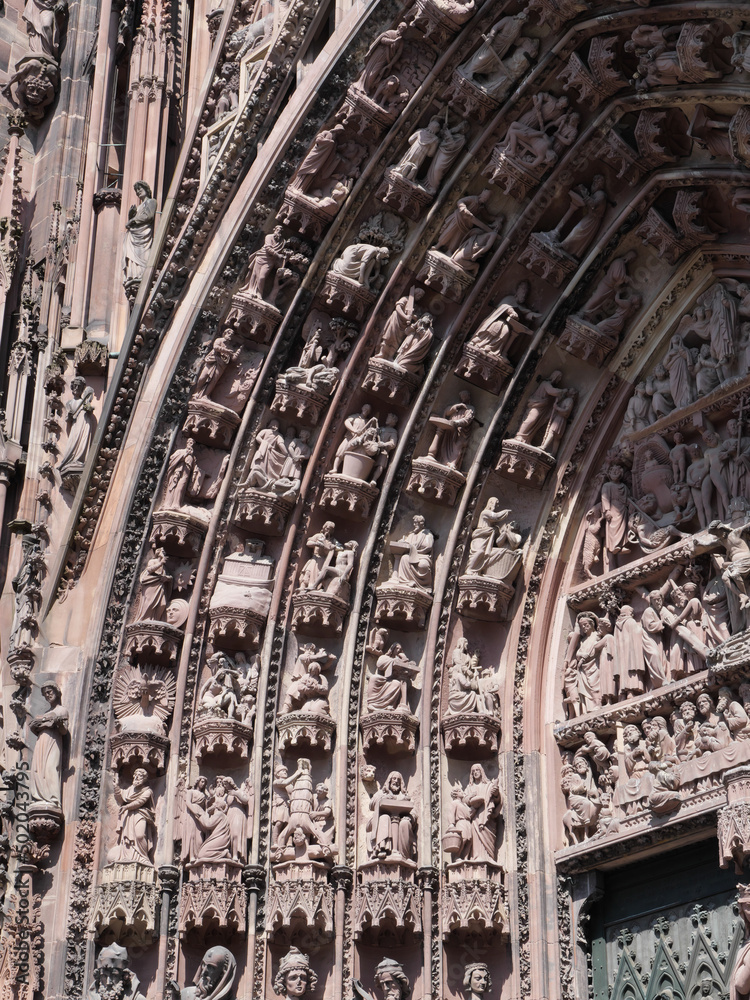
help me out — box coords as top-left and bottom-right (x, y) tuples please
(193, 331), (241, 401)
(470, 281), (539, 358)
(240, 226), (289, 303)
(444, 765), (502, 862)
(273, 949), (318, 1000)
(161, 438), (203, 510)
(582, 252), (637, 319)
(463, 963), (491, 1000)
(299, 521), (347, 592)
(198, 654), (244, 718)
(464, 499), (523, 584)
(4, 55), (59, 121)
(530, 175), (608, 266)
(732, 885), (750, 1000)
(172, 946), (237, 1000)
(331, 243), (389, 289)
(710, 496), (750, 633)
(426, 392), (475, 469)
(447, 639), (500, 715)
(365, 633), (419, 712)
(290, 124), (353, 197)
(106, 768), (156, 865)
(23, 0), (66, 58)
(58, 376), (95, 483)
(510, 372), (577, 457)
(354, 23), (407, 97)
(372, 959), (411, 1000)
(563, 612), (605, 716)
(424, 120), (469, 192)
(185, 776), (249, 864)
(272, 758), (333, 856)
(135, 546), (172, 621)
(122, 182), (157, 286)
(366, 771), (416, 860)
(561, 756), (600, 844)
(388, 514), (434, 592)
(433, 190), (503, 272)
(392, 119), (441, 182)
(8, 533), (44, 656)
(392, 311), (434, 373)
(281, 644), (336, 715)
(89, 943), (147, 1000)
(29, 683), (68, 807)
(376, 287), (425, 361)
(458, 12), (535, 93)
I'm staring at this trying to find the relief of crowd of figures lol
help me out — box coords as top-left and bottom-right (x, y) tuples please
(9, 0), (750, 996)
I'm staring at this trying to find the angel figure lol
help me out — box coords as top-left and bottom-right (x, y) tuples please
(113, 664), (177, 736)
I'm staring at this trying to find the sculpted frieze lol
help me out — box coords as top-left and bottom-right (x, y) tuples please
(291, 520), (357, 636)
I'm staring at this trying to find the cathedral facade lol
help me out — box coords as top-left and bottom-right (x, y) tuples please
(0, 0), (749, 997)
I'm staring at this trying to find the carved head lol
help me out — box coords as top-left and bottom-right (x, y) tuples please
(374, 959), (411, 1000)
(412, 514), (425, 531)
(132, 767), (149, 787)
(459, 390), (472, 405)
(578, 613), (596, 636)
(623, 725), (641, 746)
(133, 181), (152, 199)
(680, 702), (696, 722)
(515, 280), (530, 303)
(463, 963), (491, 996)
(648, 590), (663, 611)
(94, 944), (133, 1000)
(549, 370), (562, 385)
(274, 948), (317, 998)
(70, 375), (86, 397)
(385, 771), (404, 793)
(470, 763), (487, 783)
(194, 946), (237, 1000)
(166, 598), (189, 628)
(40, 682), (61, 706)
(717, 687), (734, 711)
(608, 464), (624, 483)
(591, 174), (605, 192)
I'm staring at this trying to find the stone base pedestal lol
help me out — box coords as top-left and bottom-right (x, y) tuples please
(266, 861), (335, 945)
(322, 271), (377, 320)
(277, 187), (339, 240)
(441, 860), (507, 942)
(233, 487), (295, 536)
(485, 147), (545, 200)
(291, 591), (350, 636)
(374, 584), (433, 631)
(193, 715), (254, 762)
(28, 803), (63, 842)
(271, 382), (331, 426)
(456, 575), (516, 621)
(518, 233), (578, 287)
(411, 0), (470, 38)
(320, 473), (379, 521)
(226, 292), (281, 344)
(496, 439), (556, 489)
(442, 712), (502, 758)
(354, 859), (421, 944)
(444, 70), (500, 122)
(362, 357), (421, 407)
(151, 509), (209, 556)
(558, 315), (618, 367)
(455, 343), (513, 394)
(184, 398), (241, 448)
(340, 88), (396, 139)
(277, 711), (336, 752)
(208, 604), (266, 650)
(90, 862), (159, 946)
(123, 621), (184, 665)
(360, 710), (419, 755)
(376, 168), (434, 221)
(718, 765), (750, 873)
(110, 729), (170, 775)
(406, 457), (466, 506)
(180, 860), (247, 936)
(417, 250), (475, 302)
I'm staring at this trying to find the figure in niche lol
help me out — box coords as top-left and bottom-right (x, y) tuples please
(28, 682), (68, 808)
(710, 496), (750, 633)
(426, 392), (475, 470)
(392, 311), (434, 374)
(190, 776), (248, 864)
(290, 124), (363, 201)
(433, 190), (503, 273)
(299, 521), (339, 591)
(271, 764), (291, 845)
(376, 287), (425, 362)
(123, 182), (157, 286)
(332, 404), (375, 473)
(388, 514), (434, 592)
(171, 946), (237, 1000)
(392, 119), (441, 182)
(113, 664), (176, 736)
(584, 463), (630, 575)
(447, 639), (500, 715)
(366, 770), (416, 860)
(492, 94), (578, 174)
(562, 612), (608, 716)
(690, 343), (723, 397)
(469, 280), (539, 358)
(272, 758), (333, 857)
(197, 653), (242, 718)
(181, 776), (209, 863)
(281, 643), (336, 715)
(58, 376), (95, 483)
(134, 546), (172, 621)
(240, 226), (287, 302)
(89, 944), (147, 1000)
(614, 605), (646, 698)
(273, 949), (317, 1000)
(162, 438), (203, 510)
(444, 764), (502, 862)
(465, 498), (523, 583)
(581, 252), (637, 319)
(463, 964), (491, 1000)
(561, 755), (600, 844)
(539, 176), (608, 260)
(193, 330), (240, 401)
(365, 630), (419, 712)
(8, 533), (43, 655)
(107, 768), (156, 865)
(331, 243), (389, 289)
(354, 23), (407, 97)
(458, 11), (533, 92)
(510, 372), (577, 457)
(424, 120), (469, 193)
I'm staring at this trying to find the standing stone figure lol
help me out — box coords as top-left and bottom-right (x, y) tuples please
(58, 376), (95, 482)
(107, 768), (156, 865)
(732, 884), (750, 1000)
(23, 0), (66, 58)
(29, 682), (68, 807)
(123, 182), (157, 286)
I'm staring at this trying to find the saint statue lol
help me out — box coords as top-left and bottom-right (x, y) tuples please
(123, 182), (157, 285)
(29, 682), (68, 808)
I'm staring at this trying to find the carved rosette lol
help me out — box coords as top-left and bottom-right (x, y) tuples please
(456, 575), (516, 621)
(277, 188), (340, 240)
(718, 765), (750, 873)
(375, 169), (434, 221)
(270, 382), (331, 426)
(354, 859), (422, 944)
(360, 710), (419, 755)
(192, 715), (254, 762)
(89, 862), (159, 946)
(208, 605), (266, 650)
(374, 584), (433, 631)
(484, 147), (546, 200)
(226, 292), (282, 344)
(232, 486), (296, 536)
(322, 271), (377, 321)
(406, 457), (466, 507)
(291, 591), (350, 637)
(444, 71), (501, 122)
(455, 343), (514, 395)
(180, 860), (247, 936)
(441, 712), (502, 758)
(340, 88), (397, 140)
(151, 509), (209, 556)
(110, 730), (170, 775)
(27, 803), (63, 842)
(558, 315), (618, 367)
(183, 399), (241, 449)
(417, 250), (476, 303)
(277, 711), (336, 752)
(441, 861), (508, 942)
(496, 439), (556, 489)
(517, 234), (578, 288)
(319, 473), (379, 521)
(266, 862), (335, 944)
(123, 621), (184, 665)
(362, 357), (421, 406)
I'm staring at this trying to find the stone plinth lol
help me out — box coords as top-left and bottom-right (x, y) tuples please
(227, 292), (282, 344)
(374, 584), (433, 631)
(455, 343), (513, 395)
(151, 509), (209, 556)
(518, 234), (578, 288)
(442, 712), (502, 758)
(110, 729), (170, 775)
(277, 711), (336, 752)
(271, 382), (331, 426)
(183, 398), (241, 448)
(233, 486), (295, 536)
(406, 457), (466, 507)
(362, 357), (421, 407)
(558, 315), (618, 367)
(192, 715), (254, 762)
(376, 168), (434, 221)
(417, 250), (475, 302)
(320, 472), (379, 521)
(90, 862), (159, 946)
(340, 87), (397, 139)
(441, 859), (507, 942)
(322, 271), (377, 320)
(444, 70), (501, 122)
(291, 591), (350, 636)
(180, 859), (247, 936)
(485, 147), (546, 200)
(277, 187), (340, 240)
(208, 605), (266, 650)
(718, 765), (750, 873)
(456, 575), (516, 621)
(28, 803), (63, 842)
(266, 860), (335, 945)
(354, 858), (421, 944)
(123, 621), (184, 666)
(707, 631), (750, 674)
(496, 439), (556, 489)
(411, 0), (471, 37)
(360, 710), (419, 755)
